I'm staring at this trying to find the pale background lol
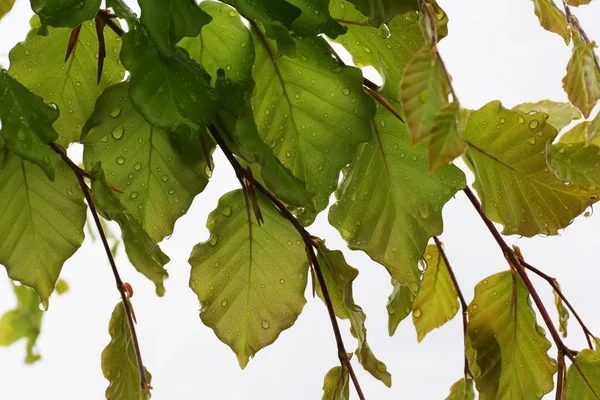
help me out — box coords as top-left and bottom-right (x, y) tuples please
(1, 0), (600, 399)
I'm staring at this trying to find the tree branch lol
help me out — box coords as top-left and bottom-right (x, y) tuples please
(50, 143), (149, 391)
(207, 124), (366, 400)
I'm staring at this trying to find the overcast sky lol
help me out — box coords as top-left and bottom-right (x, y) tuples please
(1, 0), (600, 399)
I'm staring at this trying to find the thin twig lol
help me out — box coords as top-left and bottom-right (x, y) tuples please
(207, 124), (366, 400)
(51, 143), (149, 391)
(556, 350), (566, 400)
(433, 237), (471, 379)
(99, 9), (126, 37)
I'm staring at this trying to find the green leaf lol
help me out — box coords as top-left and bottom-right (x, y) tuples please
(106, 0), (138, 24)
(329, 105), (466, 289)
(345, 0), (418, 26)
(288, 0), (346, 38)
(467, 271), (556, 399)
(315, 241), (391, 386)
(412, 244), (459, 342)
(563, 30), (600, 118)
(461, 100), (599, 236)
(445, 377), (475, 400)
(387, 280), (416, 336)
(178, 1), (255, 82)
(0, 0), (15, 20)
(0, 284), (43, 363)
(8, 19), (125, 146)
(566, 349), (600, 398)
(428, 102), (468, 171)
(120, 25), (218, 133)
(189, 190), (309, 368)
(101, 302), (152, 400)
(553, 281), (569, 337)
(91, 164), (170, 296)
(400, 47), (450, 143)
(138, 0), (211, 55)
(83, 82), (212, 242)
(551, 136), (600, 191)
(29, 0), (101, 28)
(589, 111), (600, 142)
(566, 0), (593, 4)
(513, 100), (582, 131)
(0, 152), (86, 307)
(322, 366), (350, 400)
(251, 29), (375, 221)
(0, 69), (60, 180)
(530, 0), (570, 44)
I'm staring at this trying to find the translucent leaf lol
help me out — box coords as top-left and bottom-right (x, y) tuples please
(513, 100), (582, 131)
(101, 302), (152, 400)
(29, 0), (100, 28)
(322, 366), (349, 400)
(189, 190), (309, 368)
(0, 69), (60, 180)
(467, 271), (556, 399)
(83, 82), (212, 242)
(345, 0), (418, 26)
(412, 244), (459, 342)
(461, 101), (599, 236)
(566, 349), (600, 398)
(445, 377), (475, 400)
(428, 102), (468, 171)
(178, 1), (255, 82)
(0, 0), (15, 20)
(329, 105), (466, 290)
(553, 281), (569, 337)
(316, 241), (391, 386)
(0, 152), (86, 307)
(400, 47), (450, 143)
(91, 164), (169, 296)
(8, 18), (125, 146)
(120, 25), (218, 133)
(530, 0), (570, 44)
(387, 280), (415, 336)
(563, 30), (600, 118)
(251, 29), (375, 221)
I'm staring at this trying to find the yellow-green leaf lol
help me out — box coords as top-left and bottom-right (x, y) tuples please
(553, 281), (570, 337)
(445, 377), (475, 400)
(530, 0), (570, 44)
(322, 366), (350, 400)
(387, 280), (416, 336)
(428, 102), (468, 171)
(586, 110), (600, 142)
(513, 100), (582, 130)
(566, 0), (593, 5)
(563, 30), (600, 118)
(0, 0), (15, 20)
(566, 349), (600, 398)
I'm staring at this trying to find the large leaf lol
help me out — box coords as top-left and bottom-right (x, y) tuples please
(0, 152), (86, 307)
(563, 29), (600, 118)
(513, 100), (582, 131)
(0, 0), (15, 20)
(387, 280), (415, 335)
(9, 18), (125, 146)
(83, 82), (212, 242)
(29, 0), (100, 27)
(0, 69), (60, 179)
(101, 302), (152, 400)
(251, 29), (375, 220)
(322, 366), (349, 400)
(189, 190), (309, 368)
(329, 105), (466, 289)
(345, 0), (418, 26)
(138, 0), (211, 55)
(462, 101), (600, 236)
(566, 349), (600, 398)
(445, 377), (475, 400)
(530, 0), (570, 44)
(120, 25), (218, 133)
(411, 244), (459, 342)
(316, 241), (391, 386)
(467, 271), (556, 399)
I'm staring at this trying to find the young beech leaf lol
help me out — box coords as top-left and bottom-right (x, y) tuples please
(566, 349), (600, 397)
(83, 82), (213, 242)
(563, 29), (600, 118)
(530, 0), (570, 45)
(329, 105), (465, 292)
(8, 17), (125, 146)
(553, 281), (570, 337)
(467, 271), (556, 399)
(462, 101), (600, 237)
(0, 152), (86, 308)
(387, 280), (416, 336)
(138, 0), (211, 55)
(0, 69), (60, 180)
(29, 0), (101, 28)
(428, 102), (468, 171)
(345, 0), (418, 27)
(91, 163), (169, 296)
(322, 366), (350, 400)
(513, 100), (582, 131)
(315, 242), (391, 386)
(101, 301), (152, 400)
(251, 29), (375, 222)
(0, 0), (15, 20)
(189, 190), (309, 368)
(445, 377), (475, 400)
(411, 244), (459, 342)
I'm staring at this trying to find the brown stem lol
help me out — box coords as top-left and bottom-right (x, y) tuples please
(433, 237), (471, 379)
(208, 124), (366, 400)
(556, 350), (566, 400)
(51, 143), (149, 391)
(562, 1), (600, 78)
(98, 9), (126, 37)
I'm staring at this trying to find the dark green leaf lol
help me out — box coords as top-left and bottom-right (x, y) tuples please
(106, 0), (138, 24)
(345, 0), (418, 26)
(29, 0), (101, 28)
(288, 0), (346, 38)
(387, 280), (415, 336)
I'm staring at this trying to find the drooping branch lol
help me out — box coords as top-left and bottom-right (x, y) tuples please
(51, 143), (149, 392)
(207, 124), (366, 400)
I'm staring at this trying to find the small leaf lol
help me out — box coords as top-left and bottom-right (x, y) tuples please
(566, 0), (593, 5)
(29, 0), (101, 27)
(345, 0), (418, 26)
(101, 301), (152, 400)
(428, 102), (468, 171)
(0, 0), (15, 20)
(530, 0), (570, 44)
(322, 366), (350, 400)
(586, 110), (600, 142)
(513, 100), (582, 131)
(553, 281), (570, 337)
(189, 190), (309, 368)
(412, 244), (459, 342)
(445, 377), (475, 400)
(387, 280), (415, 336)
(566, 349), (600, 398)
(563, 30), (600, 118)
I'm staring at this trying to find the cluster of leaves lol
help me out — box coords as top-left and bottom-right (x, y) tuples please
(0, 0), (599, 399)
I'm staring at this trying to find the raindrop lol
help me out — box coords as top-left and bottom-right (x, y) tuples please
(378, 23), (391, 39)
(279, 278), (285, 284)
(161, 175), (169, 182)
(133, 162), (142, 171)
(221, 299), (228, 307)
(130, 192), (138, 199)
(528, 120), (539, 129)
(342, 87), (351, 96)
(261, 320), (270, 329)
(209, 235), (218, 246)
(413, 308), (422, 318)
(116, 156), (126, 165)
(111, 125), (124, 140)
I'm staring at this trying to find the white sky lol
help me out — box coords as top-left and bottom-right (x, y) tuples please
(1, 0), (600, 399)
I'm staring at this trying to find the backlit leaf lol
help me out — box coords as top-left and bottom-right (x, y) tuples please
(428, 102), (468, 171)
(387, 280), (415, 336)
(322, 366), (349, 400)
(513, 100), (582, 131)
(566, 349), (600, 398)
(29, 0), (101, 28)
(553, 281), (569, 337)
(530, 0), (570, 44)
(551, 134), (600, 191)
(445, 377), (475, 400)
(563, 29), (600, 118)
